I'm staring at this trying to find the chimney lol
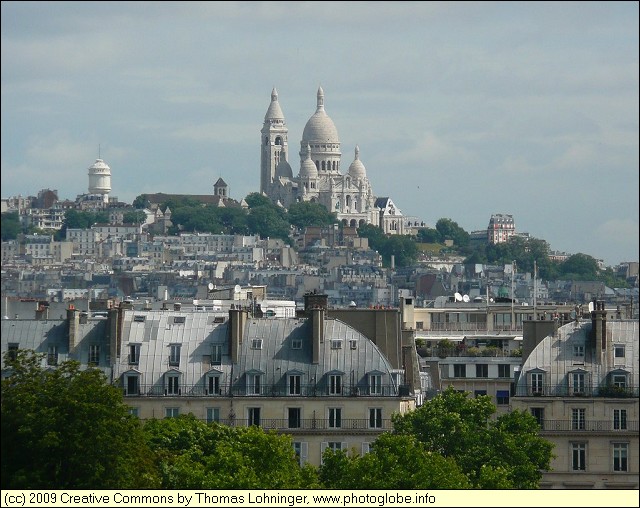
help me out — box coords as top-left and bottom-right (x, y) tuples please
(304, 291), (328, 316)
(228, 308), (248, 363)
(590, 300), (607, 356)
(67, 305), (80, 352)
(107, 308), (120, 363)
(311, 306), (324, 364)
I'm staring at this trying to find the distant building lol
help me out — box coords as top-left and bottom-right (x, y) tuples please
(488, 213), (516, 245)
(260, 87), (406, 233)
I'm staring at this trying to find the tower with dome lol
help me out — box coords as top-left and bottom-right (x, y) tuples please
(260, 87), (404, 233)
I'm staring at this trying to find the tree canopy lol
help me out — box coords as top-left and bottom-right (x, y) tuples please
(1, 350), (159, 489)
(391, 387), (554, 489)
(1, 211), (21, 240)
(144, 415), (318, 489)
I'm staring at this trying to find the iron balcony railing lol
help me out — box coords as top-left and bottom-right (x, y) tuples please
(121, 383), (408, 398)
(204, 418), (394, 431)
(513, 384), (639, 398)
(536, 420), (638, 432)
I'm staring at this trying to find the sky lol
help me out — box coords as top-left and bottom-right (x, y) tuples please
(1, 2), (638, 267)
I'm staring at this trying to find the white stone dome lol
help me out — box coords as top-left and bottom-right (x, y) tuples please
(301, 87), (339, 143)
(275, 150), (293, 179)
(264, 87), (285, 121)
(348, 146), (366, 179)
(89, 158), (110, 171)
(299, 144), (318, 178)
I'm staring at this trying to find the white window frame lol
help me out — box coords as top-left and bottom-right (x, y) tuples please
(47, 345), (58, 366)
(291, 339), (302, 350)
(248, 373), (262, 395)
(169, 344), (181, 366)
(207, 374), (220, 396)
(165, 407), (180, 418)
(531, 372), (544, 395)
(571, 442), (586, 471)
(89, 344), (100, 365)
(328, 407), (342, 429)
(211, 344), (222, 365)
(129, 344), (141, 365)
(369, 374), (382, 395)
(251, 338), (263, 350)
(329, 374), (342, 395)
(613, 409), (627, 430)
(613, 443), (628, 472)
(614, 345), (625, 358)
(166, 374), (180, 396)
(206, 407), (220, 423)
(369, 407), (383, 429)
(330, 339), (343, 350)
(293, 442), (308, 465)
(572, 408), (586, 430)
(572, 372), (586, 395)
(288, 374), (302, 395)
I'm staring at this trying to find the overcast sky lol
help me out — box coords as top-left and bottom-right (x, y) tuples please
(1, 1), (638, 267)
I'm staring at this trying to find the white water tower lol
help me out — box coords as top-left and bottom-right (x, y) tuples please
(88, 158), (112, 202)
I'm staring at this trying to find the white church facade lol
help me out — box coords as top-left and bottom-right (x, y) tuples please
(260, 87), (405, 235)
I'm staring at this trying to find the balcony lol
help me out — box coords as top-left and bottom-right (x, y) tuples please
(121, 383), (407, 398)
(514, 384), (639, 398)
(537, 420), (638, 433)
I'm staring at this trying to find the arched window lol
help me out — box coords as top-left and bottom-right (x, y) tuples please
(275, 136), (282, 146)
(321, 161), (326, 171)
(346, 195), (351, 207)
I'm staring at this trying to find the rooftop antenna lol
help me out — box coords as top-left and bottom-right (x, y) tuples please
(462, 294), (470, 303)
(98, 144), (101, 159)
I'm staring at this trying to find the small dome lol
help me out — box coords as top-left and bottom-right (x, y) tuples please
(301, 87), (339, 143)
(88, 158), (110, 171)
(348, 146), (366, 179)
(264, 87), (285, 121)
(275, 150), (293, 179)
(299, 144), (318, 178)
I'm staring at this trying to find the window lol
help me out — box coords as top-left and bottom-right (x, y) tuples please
(251, 339), (263, 350)
(453, 364), (466, 378)
(573, 345), (585, 358)
(612, 374), (627, 389)
(125, 375), (139, 396)
(330, 339), (342, 349)
(572, 372), (586, 394)
(531, 408), (544, 428)
(474, 390), (487, 398)
(47, 345), (58, 366)
(133, 315), (146, 322)
(498, 364), (510, 378)
(293, 442), (308, 465)
(329, 374), (342, 395)
(7, 343), (19, 361)
(248, 407), (261, 426)
(206, 407), (220, 423)
(166, 375), (180, 396)
(572, 443), (586, 471)
(288, 408), (301, 429)
(207, 375), (220, 396)
(369, 374), (382, 395)
(248, 373), (262, 395)
(328, 408), (342, 428)
(349, 339), (357, 350)
(173, 316), (185, 324)
(291, 339), (302, 350)
(211, 344), (222, 365)
(416, 321), (424, 330)
(369, 408), (383, 428)
(361, 442), (371, 455)
(169, 344), (181, 366)
(613, 409), (627, 430)
(613, 443), (628, 472)
(496, 390), (510, 405)
(288, 374), (301, 395)
(531, 372), (544, 395)
(88, 345), (100, 365)
(128, 407), (139, 417)
(572, 408), (586, 430)
(614, 345), (625, 358)
(327, 442), (343, 451)
(129, 344), (140, 365)
(213, 316), (225, 324)
(165, 407), (180, 418)
(476, 364), (488, 378)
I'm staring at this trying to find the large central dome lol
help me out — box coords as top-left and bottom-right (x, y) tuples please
(301, 86), (339, 143)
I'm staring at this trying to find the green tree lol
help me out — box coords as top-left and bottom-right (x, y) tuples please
(144, 415), (317, 489)
(244, 192), (273, 209)
(560, 253), (599, 280)
(416, 227), (442, 244)
(122, 209), (147, 225)
(1, 350), (159, 489)
(435, 218), (470, 250)
(1, 212), (21, 240)
(319, 433), (469, 489)
(247, 205), (291, 241)
(287, 201), (338, 230)
(392, 387), (554, 488)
